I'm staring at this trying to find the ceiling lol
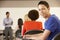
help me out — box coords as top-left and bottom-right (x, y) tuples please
(0, 0), (60, 7)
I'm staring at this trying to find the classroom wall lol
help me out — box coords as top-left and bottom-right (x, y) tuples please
(0, 0), (60, 30)
(0, 7), (60, 30)
(0, 0), (60, 7)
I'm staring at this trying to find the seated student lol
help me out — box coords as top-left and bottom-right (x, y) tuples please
(22, 9), (43, 36)
(38, 1), (60, 40)
(24, 14), (31, 22)
(15, 18), (23, 38)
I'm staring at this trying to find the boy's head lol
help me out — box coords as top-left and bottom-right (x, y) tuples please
(38, 1), (50, 19)
(38, 1), (49, 8)
(28, 9), (39, 21)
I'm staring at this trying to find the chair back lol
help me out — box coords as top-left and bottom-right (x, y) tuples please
(52, 33), (60, 40)
(24, 30), (43, 35)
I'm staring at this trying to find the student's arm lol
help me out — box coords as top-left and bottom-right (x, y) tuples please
(40, 17), (57, 40)
(11, 21), (13, 25)
(3, 19), (5, 26)
(11, 19), (13, 25)
(40, 29), (51, 40)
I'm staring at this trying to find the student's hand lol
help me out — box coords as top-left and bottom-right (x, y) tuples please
(40, 29), (51, 40)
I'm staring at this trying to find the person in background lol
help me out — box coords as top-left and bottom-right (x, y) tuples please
(22, 9), (43, 36)
(24, 14), (31, 21)
(3, 12), (13, 40)
(38, 1), (60, 40)
(15, 18), (23, 38)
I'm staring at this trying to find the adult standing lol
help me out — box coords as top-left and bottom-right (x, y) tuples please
(3, 12), (13, 40)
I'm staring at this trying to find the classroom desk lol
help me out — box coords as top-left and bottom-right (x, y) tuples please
(16, 33), (43, 40)
(22, 33), (43, 40)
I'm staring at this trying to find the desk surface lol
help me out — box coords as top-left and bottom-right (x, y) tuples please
(23, 33), (43, 40)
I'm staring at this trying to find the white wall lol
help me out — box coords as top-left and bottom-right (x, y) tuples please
(0, 7), (60, 30)
(0, 7), (38, 30)
(0, 0), (60, 7)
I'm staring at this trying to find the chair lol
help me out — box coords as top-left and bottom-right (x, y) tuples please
(22, 39), (33, 40)
(24, 30), (43, 35)
(23, 30), (43, 40)
(15, 29), (22, 38)
(52, 33), (60, 40)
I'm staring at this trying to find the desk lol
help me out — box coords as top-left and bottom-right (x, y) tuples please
(23, 33), (43, 40)
(15, 33), (43, 40)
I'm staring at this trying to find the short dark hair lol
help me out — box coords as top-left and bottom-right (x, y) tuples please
(38, 1), (49, 8)
(6, 12), (9, 15)
(28, 9), (39, 21)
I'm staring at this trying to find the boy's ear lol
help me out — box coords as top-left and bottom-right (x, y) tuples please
(48, 7), (50, 10)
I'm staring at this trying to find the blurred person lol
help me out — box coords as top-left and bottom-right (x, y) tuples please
(3, 12), (13, 40)
(24, 14), (31, 21)
(15, 18), (23, 38)
(38, 1), (60, 40)
(22, 9), (43, 36)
